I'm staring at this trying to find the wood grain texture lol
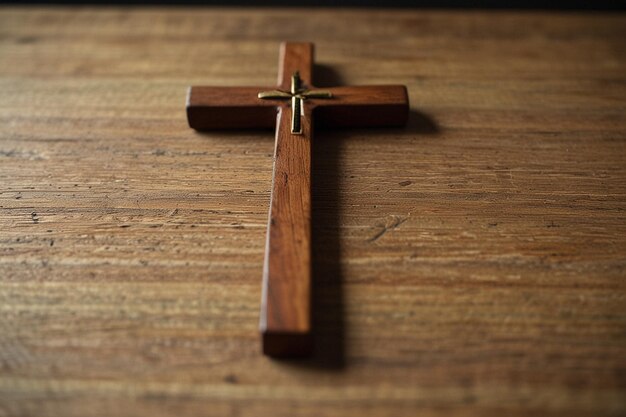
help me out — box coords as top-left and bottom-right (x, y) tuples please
(187, 86), (278, 129)
(1, 6), (625, 417)
(261, 105), (314, 356)
(187, 42), (408, 356)
(261, 43), (315, 356)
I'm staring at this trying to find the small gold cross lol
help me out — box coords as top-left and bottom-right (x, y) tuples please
(258, 72), (332, 135)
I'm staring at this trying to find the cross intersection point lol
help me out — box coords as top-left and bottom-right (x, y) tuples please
(187, 42), (409, 357)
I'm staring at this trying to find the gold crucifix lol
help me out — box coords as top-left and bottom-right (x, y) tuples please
(258, 71), (332, 134)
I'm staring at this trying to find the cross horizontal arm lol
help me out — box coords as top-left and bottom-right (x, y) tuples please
(187, 86), (278, 130)
(314, 85), (409, 128)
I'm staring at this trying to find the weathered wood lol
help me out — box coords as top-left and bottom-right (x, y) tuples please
(1, 7), (625, 417)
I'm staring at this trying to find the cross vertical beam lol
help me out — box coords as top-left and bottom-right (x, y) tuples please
(186, 42), (409, 357)
(261, 43), (315, 356)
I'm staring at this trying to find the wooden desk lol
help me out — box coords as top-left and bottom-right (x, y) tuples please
(1, 7), (624, 417)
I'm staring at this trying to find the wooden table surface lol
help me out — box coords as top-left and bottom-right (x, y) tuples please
(1, 7), (625, 417)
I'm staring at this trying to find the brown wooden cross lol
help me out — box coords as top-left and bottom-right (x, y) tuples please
(187, 42), (409, 357)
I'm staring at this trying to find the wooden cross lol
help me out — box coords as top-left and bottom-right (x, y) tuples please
(187, 42), (409, 357)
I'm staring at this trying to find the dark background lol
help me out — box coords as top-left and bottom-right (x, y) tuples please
(2, 0), (626, 10)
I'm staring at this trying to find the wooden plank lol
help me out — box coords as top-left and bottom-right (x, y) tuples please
(261, 104), (314, 356)
(315, 85), (409, 127)
(187, 87), (278, 129)
(260, 43), (315, 357)
(0, 7), (625, 417)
